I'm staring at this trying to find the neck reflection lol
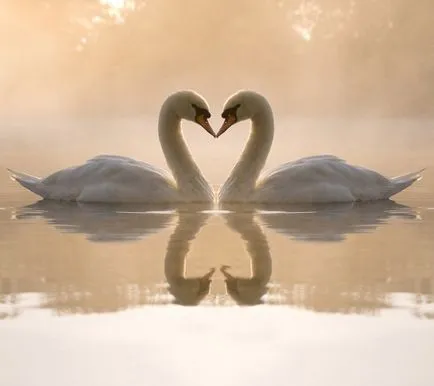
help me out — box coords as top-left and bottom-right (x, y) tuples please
(220, 210), (272, 305)
(164, 210), (214, 306)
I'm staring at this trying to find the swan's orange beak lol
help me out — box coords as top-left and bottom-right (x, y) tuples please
(196, 115), (216, 138)
(216, 115), (237, 137)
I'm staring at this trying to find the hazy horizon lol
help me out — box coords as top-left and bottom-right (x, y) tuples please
(2, 0), (434, 118)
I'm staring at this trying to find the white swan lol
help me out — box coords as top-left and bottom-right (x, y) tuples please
(8, 91), (216, 203)
(217, 90), (424, 204)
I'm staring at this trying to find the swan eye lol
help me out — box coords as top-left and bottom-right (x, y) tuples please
(192, 104), (211, 119)
(216, 104), (241, 137)
(221, 104), (241, 120)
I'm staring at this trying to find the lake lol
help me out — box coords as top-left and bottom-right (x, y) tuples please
(1, 117), (433, 386)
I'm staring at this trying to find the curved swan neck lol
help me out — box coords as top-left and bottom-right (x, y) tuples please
(158, 102), (212, 200)
(222, 103), (274, 197)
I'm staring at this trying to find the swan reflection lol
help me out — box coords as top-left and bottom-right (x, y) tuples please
(14, 200), (179, 242)
(1, 203), (215, 316)
(1, 200), (433, 318)
(164, 211), (215, 305)
(217, 201), (433, 317)
(220, 211), (271, 305)
(255, 200), (418, 242)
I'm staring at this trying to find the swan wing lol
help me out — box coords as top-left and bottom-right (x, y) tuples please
(256, 156), (422, 203)
(262, 154), (345, 179)
(86, 154), (173, 179)
(10, 156), (178, 203)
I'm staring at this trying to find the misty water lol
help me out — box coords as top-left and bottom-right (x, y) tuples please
(0, 116), (433, 385)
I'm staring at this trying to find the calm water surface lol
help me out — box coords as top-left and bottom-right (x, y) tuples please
(1, 118), (434, 385)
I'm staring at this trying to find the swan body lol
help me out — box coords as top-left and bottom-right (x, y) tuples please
(217, 90), (423, 204)
(9, 91), (216, 203)
(9, 155), (178, 203)
(253, 155), (423, 204)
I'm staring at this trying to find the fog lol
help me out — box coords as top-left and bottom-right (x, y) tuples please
(2, 0), (434, 117)
(1, 0), (433, 188)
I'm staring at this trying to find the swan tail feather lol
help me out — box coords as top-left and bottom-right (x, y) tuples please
(7, 168), (47, 198)
(386, 168), (425, 198)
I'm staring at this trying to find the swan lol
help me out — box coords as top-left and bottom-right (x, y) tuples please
(8, 90), (216, 203)
(217, 90), (424, 204)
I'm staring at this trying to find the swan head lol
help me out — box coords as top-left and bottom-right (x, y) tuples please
(167, 90), (215, 137)
(217, 90), (271, 137)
